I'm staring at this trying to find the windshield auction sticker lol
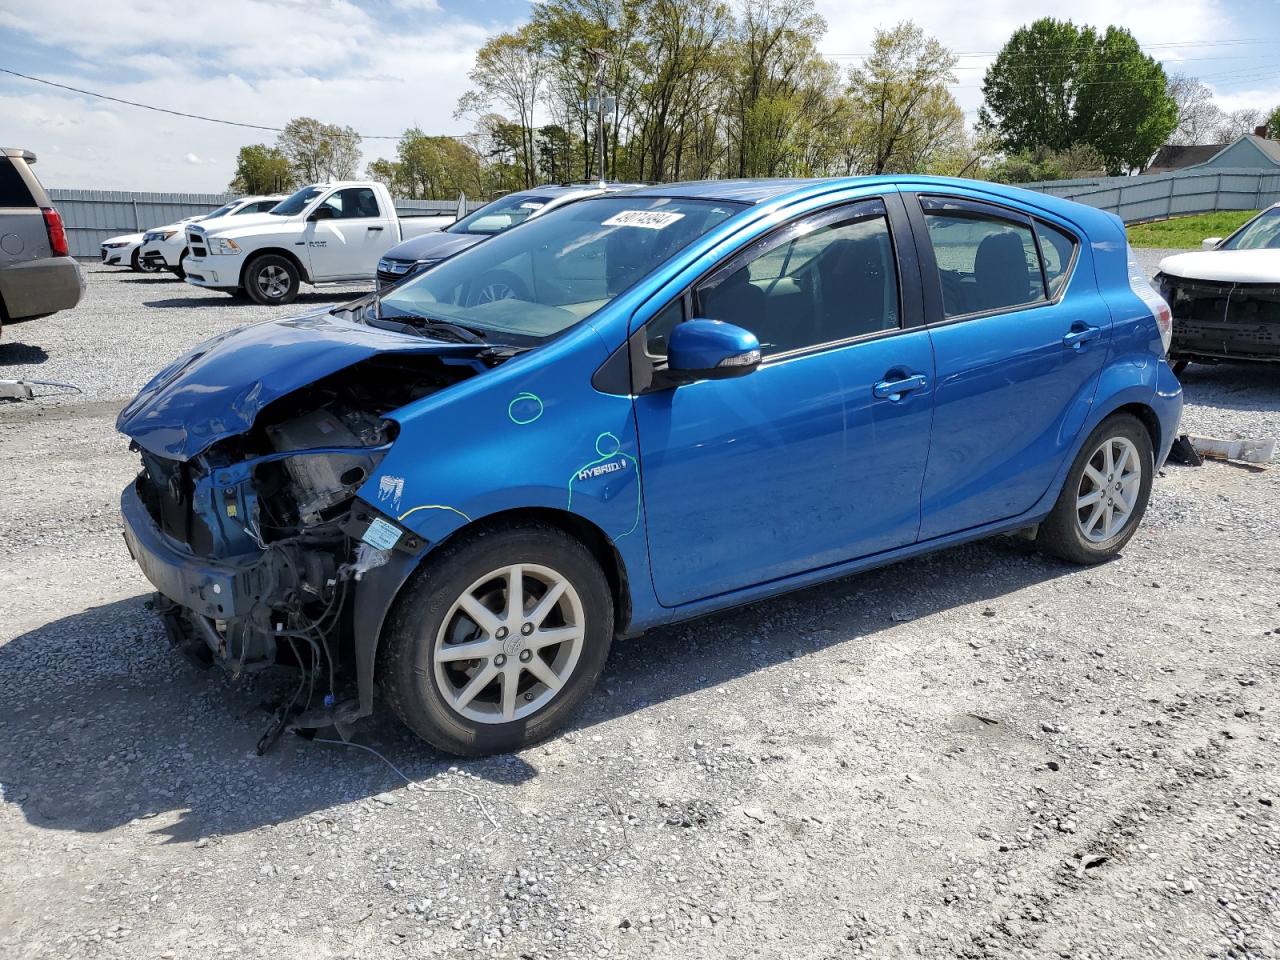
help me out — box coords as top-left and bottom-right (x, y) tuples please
(602, 210), (686, 229)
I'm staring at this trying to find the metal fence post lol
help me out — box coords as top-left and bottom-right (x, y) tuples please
(132, 198), (140, 230)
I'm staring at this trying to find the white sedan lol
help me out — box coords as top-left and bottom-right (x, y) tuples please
(99, 232), (154, 272)
(140, 196), (286, 278)
(1155, 203), (1280, 373)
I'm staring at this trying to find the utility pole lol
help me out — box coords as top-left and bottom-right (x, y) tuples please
(586, 47), (608, 184)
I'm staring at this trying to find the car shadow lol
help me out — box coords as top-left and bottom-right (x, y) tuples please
(143, 291), (368, 309)
(0, 342), (49, 366)
(1178, 362), (1280, 411)
(0, 536), (1076, 842)
(121, 275), (180, 284)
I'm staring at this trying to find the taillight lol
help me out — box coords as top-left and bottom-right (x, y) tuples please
(41, 207), (69, 257)
(1126, 243), (1172, 355)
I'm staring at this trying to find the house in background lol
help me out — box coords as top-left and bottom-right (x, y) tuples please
(1146, 127), (1280, 175)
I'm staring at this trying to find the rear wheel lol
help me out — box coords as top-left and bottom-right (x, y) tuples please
(379, 522), (613, 756)
(243, 254), (300, 305)
(1036, 413), (1154, 565)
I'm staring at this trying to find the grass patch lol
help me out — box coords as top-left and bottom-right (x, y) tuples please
(1126, 210), (1258, 249)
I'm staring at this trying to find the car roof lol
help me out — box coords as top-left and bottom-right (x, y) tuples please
(622, 175), (1122, 234)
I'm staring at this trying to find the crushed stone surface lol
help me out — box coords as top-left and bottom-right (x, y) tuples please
(1, 263), (1277, 960)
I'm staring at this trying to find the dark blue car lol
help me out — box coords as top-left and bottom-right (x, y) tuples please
(118, 176), (1182, 755)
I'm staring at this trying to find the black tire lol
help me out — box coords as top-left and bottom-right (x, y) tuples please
(1036, 413), (1154, 565)
(130, 249), (162, 273)
(172, 250), (188, 281)
(243, 254), (300, 305)
(464, 269), (528, 307)
(1171, 359), (1190, 376)
(379, 522), (613, 756)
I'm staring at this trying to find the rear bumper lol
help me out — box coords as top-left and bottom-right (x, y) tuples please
(0, 256), (85, 319)
(121, 482), (267, 621)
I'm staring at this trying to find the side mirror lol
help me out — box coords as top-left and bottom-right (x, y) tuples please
(309, 206), (336, 222)
(1202, 236), (1222, 250)
(666, 319), (761, 383)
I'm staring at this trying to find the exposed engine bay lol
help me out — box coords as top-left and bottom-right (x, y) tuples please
(127, 353), (481, 744)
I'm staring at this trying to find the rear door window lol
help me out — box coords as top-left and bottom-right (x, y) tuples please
(0, 160), (35, 207)
(921, 200), (1046, 318)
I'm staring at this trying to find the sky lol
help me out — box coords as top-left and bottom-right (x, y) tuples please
(1, 0), (1277, 193)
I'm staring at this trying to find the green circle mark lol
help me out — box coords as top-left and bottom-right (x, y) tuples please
(508, 391), (544, 425)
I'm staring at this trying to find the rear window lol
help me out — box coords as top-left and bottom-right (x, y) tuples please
(0, 160), (36, 207)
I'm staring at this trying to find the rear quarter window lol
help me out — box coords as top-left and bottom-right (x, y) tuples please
(0, 160), (36, 207)
(1035, 220), (1079, 298)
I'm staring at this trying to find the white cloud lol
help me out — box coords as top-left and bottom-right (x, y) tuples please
(0, 0), (492, 191)
(814, 0), (1280, 122)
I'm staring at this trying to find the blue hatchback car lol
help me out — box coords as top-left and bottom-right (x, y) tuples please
(118, 176), (1182, 755)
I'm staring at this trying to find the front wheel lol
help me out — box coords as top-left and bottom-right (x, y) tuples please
(132, 250), (162, 273)
(464, 270), (528, 307)
(243, 254), (300, 305)
(172, 250), (189, 280)
(379, 523), (613, 756)
(1036, 413), (1154, 565)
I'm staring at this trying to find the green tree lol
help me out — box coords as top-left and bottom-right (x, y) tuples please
(845, 22), (962, 174)
(980, 18), (1176, 174)
(1267, 105), (1280, 137)
(276, 117), (363, 183)
(229, 144), (295, 193)
(1072, 27), (1177, 172)
(457, 26), (544, 188)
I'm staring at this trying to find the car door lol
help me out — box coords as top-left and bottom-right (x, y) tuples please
(905, 194), (1108, 540)
(631, 196), (936, 607)
(305, 187), (394, 280)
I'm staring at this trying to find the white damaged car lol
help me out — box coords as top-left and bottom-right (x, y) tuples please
(1155, 203), (1280, 373)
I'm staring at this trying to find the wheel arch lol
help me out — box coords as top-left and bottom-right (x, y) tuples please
(1112, 401), (1163, 457)
(239, 247), (311, 286)
(351, 505), (634, 719)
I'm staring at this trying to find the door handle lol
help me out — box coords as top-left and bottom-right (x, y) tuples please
(367, 225), (384, 232)
(1062, 324), (1101, 350)
(872, 373), (928, 401)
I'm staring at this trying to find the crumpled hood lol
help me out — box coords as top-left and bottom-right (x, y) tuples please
(383, 230), (484, 263)
(1158, 249), (1280, 285)
(117, 309), (480, 461)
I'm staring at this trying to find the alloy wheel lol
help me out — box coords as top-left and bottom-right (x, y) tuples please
(1076, 436), (1141, 542)
(256, 264), (291, 299)
(433, 563), (585, 724)
(476, 281), (515, 304)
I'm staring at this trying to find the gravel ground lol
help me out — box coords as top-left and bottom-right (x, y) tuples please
(1, 262), (1278, 960)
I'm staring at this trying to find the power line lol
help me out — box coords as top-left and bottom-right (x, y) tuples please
(825, 38), (1280, 58)
(0, 67), (470, 142)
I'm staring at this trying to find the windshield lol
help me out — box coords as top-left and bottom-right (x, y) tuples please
(379, 196), (744, 343)
(1221, 207), (1280, 250)
(272, 185), (326, 217)
(202, 202), (238, 220)
(450, 193), (554, 236)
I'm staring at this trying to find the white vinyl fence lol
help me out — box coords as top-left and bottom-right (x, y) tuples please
(49, 188), (480, 260)
(1019, 168), (1280, 223)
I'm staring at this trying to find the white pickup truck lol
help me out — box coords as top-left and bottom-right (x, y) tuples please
(182, 181), (455, 304)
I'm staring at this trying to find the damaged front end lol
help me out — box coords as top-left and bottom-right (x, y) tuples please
(1157, 273), (1280, 364)
(118, 313), (491, 733)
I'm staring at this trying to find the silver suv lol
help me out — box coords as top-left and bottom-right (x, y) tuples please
(0, 148), (84, 337)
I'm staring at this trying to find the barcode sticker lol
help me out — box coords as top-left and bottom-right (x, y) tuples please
(362, 517), (403, 550)
(602, 210), (685, 229)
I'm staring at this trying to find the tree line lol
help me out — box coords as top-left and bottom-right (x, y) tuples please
(230, 2), (1280, 199)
